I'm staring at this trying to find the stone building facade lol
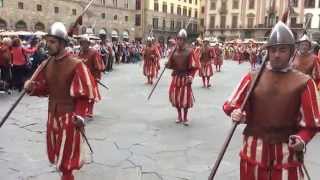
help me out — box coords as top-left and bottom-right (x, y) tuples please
(201, 0), (306, 41)
(304, 0), (320, 41)
(142, 0), (202, 42)
(0, 0), (142, 41)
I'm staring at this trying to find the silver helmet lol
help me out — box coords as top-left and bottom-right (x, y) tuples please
(203, 37), (210, 42)
(266, 21), (295, 47)
(297, 34), (311, 44)
(47, 22), (68, 42)
(79, 35), (90, 43)
(177, 29), (187, 39)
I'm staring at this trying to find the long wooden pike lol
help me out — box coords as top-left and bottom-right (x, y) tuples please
(81, 0), (96, 17)
(68, 0), (96, 36)
(185, 17), (194, 30)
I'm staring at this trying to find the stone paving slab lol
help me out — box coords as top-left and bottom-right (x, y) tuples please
(0, 60), (319, 180)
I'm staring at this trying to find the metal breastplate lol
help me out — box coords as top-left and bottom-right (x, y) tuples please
(243, 69), (309, 143)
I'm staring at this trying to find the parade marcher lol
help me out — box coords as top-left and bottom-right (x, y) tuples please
(143, 37), (160, 84)
(78, 35), (105, 118)
(98, 30), (110, 71)
(292, 34), (320, 88)
(213, 43), (223, 72)
(238, 45), (246, 64)
(193, 37), (202, 58)
(223, 21), (320, 180)
(167, 38), (176, 55)
(199, 38), (214, 88)
(24, 22), (99, 180)
(30, 39), (48, 74)
(248, 43), (258, 70)
(234, 45), (242, 64)
(153, 39), (162, 77)
(165, 29), (200, 126)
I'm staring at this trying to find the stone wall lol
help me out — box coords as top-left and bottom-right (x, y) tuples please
(0, 0), (142, 40)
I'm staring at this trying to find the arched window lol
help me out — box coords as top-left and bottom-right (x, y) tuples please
(15, 20), (27, 31)
(0, 19), (7, 30)
(122, 30), (129, 39)
(99, 28), (107, 35)
(34, 22), (45, 31)
(111, 29), (119, 38)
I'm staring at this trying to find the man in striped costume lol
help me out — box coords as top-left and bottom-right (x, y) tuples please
(223, 22), (320, 180)
(248, 43), (258, 70)
(24, 22), (99, 180)
(292, 34), (320, 89)
(143, 37), (160, 84)
(166, 29), (200, 126)
(213, 43), (223, 72)
(78, 35), (105, 118)
(199, 38), (214, 88)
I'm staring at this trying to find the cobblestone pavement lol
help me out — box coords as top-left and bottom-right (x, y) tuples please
(0, 60), (319, 180)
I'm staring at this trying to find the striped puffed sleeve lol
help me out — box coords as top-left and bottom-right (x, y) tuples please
(70, 62), (100, 116)
(296, 79), (320, 144)
(223, 73), (252, 116)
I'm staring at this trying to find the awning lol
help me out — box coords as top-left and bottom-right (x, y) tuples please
(111, 30), (119, 38)
(99, 29), (107, 35)
(122, 31), (129, 39)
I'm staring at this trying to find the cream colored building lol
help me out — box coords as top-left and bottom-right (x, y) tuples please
(304, 0), (320, 41)
(201, 0), (305, 41)
(142, 0), (202, 42)
(0, 0), (142, 41)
